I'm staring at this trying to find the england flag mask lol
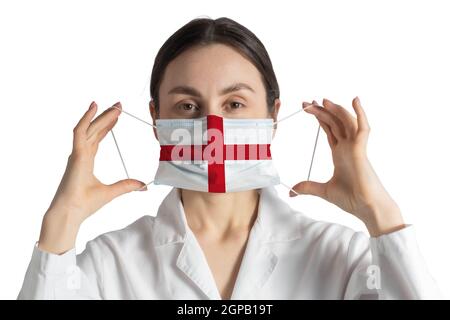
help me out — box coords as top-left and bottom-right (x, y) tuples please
(153, 115), (280, 193)
(109, 104), (319, 195)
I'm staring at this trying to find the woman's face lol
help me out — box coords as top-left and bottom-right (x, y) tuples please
(150, 43), (280, 121)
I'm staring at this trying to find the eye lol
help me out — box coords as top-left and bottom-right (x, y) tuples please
(229, 101), (245, 109)
(178, 103), (200, 112)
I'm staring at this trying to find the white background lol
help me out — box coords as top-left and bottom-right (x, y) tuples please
(0, 0), (449, 299)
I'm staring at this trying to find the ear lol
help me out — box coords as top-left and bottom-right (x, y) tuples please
(270, 98), (281, 139)
(149, 100), (159, 141)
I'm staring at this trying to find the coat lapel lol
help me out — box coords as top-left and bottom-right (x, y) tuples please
(176, 230), (222, 300)
(229, 186), (302, 299)
(153, 188), (221, 299)
(229, 220), (278, 299)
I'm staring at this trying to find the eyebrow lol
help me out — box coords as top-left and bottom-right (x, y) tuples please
(167, 82), (255, 97)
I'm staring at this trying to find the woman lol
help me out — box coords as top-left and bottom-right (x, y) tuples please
(18, 17), (440, 299)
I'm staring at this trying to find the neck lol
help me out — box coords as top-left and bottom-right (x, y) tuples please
(180, 189), (260, 238)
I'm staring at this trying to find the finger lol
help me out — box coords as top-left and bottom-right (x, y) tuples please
(289, 180), (327, 199)
(322, 98), (358, 137)
(312, 100), (337, 146)
(87, 102), (122, 139)
(303, 102), (346, 140)
(73, 102), (98, 149)
(352, 96), (370, 134)
(74, 101), (98, 136)
(94, 117), (119, 144)
(104, 179), (148, 202)
(318, 119), (337, 147)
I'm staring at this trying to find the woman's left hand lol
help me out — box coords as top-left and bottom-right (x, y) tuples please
(290, 97), (405, 237)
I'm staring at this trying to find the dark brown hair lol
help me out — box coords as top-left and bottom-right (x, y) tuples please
(150, 17), (280, 113)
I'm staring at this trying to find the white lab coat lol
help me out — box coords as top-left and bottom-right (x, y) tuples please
(17, 186), (441, 299)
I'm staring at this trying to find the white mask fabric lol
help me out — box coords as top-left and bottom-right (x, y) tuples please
(154, 115), (279, 193)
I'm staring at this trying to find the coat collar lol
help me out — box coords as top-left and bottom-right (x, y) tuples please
(152, 186), (303, 246)
(151, 185), (303, 299)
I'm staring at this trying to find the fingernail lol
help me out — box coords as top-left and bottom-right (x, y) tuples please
(355, 96), (360, 104)
(111, 101), (122, 109)
(302, 101), (313, 110)
(109, 103), (122, 114)
(89, 101), (96, 110)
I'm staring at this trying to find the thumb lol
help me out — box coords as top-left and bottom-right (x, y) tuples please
(107, 179), (147, 200)
(289, 181), (327, 199)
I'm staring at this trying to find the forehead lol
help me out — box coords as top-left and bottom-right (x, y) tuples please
(159, 43), (265, 94)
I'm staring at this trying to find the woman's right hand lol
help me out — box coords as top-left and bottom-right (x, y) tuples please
(38, 101), (147, 255)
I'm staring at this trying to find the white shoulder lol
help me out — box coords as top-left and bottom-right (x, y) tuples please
(291, 209), (368, 251)
(84, 215), (156, 254)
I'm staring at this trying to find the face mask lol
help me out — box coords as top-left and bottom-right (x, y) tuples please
(109, 104), (319, 195)
(153, 115), (280, 193)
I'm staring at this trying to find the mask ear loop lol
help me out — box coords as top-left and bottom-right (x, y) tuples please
(111, 106), (157, 128)
(110, 129), (130, 179)
(109, 106), (157, 191)
(272, 104), (321, 196)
